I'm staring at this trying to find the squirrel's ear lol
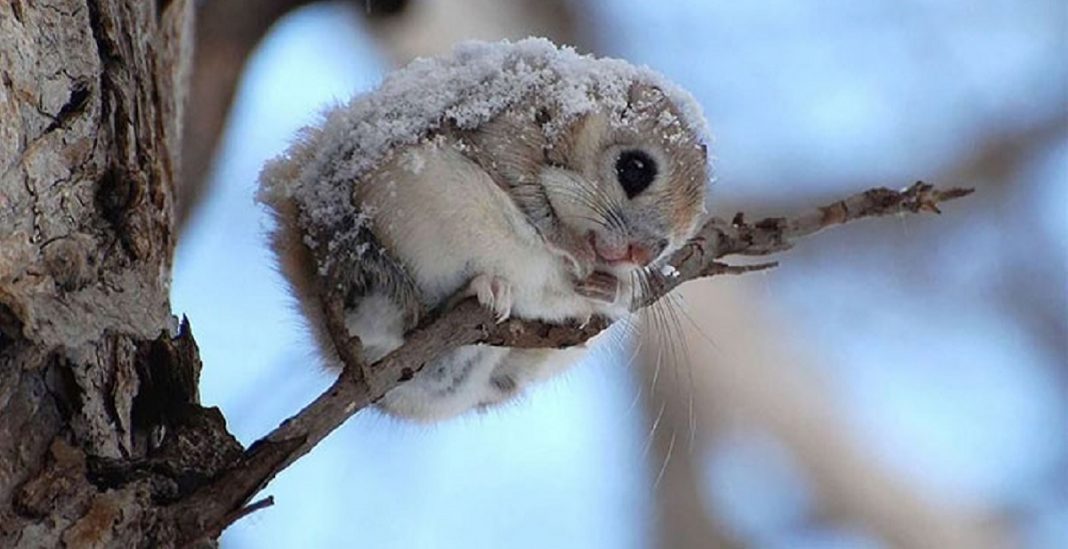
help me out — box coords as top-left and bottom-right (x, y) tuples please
(625, 82), (669, 115)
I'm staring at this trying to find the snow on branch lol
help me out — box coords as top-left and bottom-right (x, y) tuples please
(169, 181), (972, 543)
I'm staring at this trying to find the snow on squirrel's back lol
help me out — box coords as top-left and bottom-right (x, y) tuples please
(259, 37), (707, 254)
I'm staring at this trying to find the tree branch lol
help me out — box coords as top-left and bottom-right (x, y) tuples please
(180, 0), (409, 231)
(169, 181), (972, 543)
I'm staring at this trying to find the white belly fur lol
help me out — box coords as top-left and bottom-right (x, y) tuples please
(350, 138), (604, 421)
(357, 138), (598, 322)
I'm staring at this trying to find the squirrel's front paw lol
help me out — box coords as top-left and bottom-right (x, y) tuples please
(469, 274), (514, 322)
(546, 227), (596, 279)
(575, 271), (619, 303)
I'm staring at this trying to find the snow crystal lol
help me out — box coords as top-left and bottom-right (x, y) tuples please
(259, 37), (708, 266)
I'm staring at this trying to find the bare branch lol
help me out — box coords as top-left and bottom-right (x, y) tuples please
(168, 181), (973, 543)
(180, 0), (411, 231)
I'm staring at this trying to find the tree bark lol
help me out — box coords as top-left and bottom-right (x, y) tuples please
(0, 2), (977, 546)
(0, 1), (244, 546)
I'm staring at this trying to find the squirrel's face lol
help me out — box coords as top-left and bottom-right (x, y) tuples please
(542, 85), (708, 276)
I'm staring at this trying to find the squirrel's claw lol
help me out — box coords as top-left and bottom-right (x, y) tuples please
(469, 274), (514, 323)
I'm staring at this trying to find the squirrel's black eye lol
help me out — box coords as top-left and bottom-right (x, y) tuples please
(615, 149), (658, 198)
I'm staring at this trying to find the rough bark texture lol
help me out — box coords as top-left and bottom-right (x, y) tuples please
(0, 1), (976, 546)
(0, 1), (245, 546)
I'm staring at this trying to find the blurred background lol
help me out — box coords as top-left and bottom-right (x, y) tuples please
(171, 1), (1067, 547)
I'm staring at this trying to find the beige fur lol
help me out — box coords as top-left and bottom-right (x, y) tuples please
(264, 84), (707, 422)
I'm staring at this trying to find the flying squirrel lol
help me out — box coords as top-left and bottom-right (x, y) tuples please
(258, 38), (710, 421)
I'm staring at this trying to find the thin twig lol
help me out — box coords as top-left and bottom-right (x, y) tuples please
(222, 497), (275, 530)
(169, 181), (972, 543)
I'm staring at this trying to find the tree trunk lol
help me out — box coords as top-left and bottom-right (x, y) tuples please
(0, 1), (241, 546)
(0, 2), (987, 547)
